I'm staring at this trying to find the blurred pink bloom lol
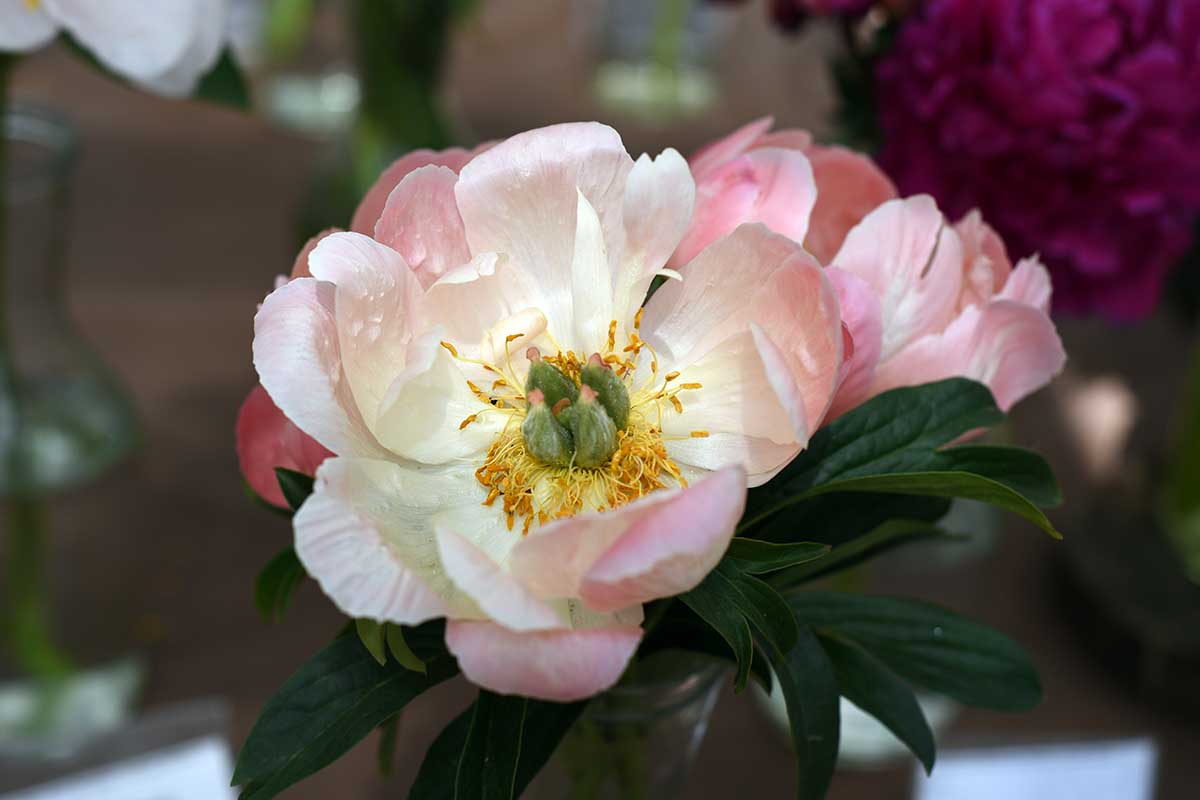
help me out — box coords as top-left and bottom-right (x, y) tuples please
(251, 123), (844, 700)
(681, 119), (1063, 420)
(236, 385), (332, 508)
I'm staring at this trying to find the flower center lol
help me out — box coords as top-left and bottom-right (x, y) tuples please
(442, 311), (710, 534)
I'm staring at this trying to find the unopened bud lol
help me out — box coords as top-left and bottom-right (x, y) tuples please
(581, 353), (631, 430)
(563, 385), (618, 468)
(522, 390), (574, 467)
(526, 353), (578, 410)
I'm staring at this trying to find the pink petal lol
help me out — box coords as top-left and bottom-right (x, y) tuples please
(826, 267), (883, 420)
(688, 116), (775, 179)
(580, 466), (747, 612)
(831, 196), (963, 362)
(435, 526), (564, 632)
(445, 621), (642, 701)
(253, 278), (389, 458)
(954, 210), (1013, 310)
(671, 147), (817, 268)
(510, 466), (746, 604)
(454, 122), (634, 340)
(754, 129), (815, 152)
(873, 300), (1065, 412)
(307, 232), (425, 432)
(646, 225), (843, 448)
(999, 258), (1053, 314)
(290, 228), (342, 279)
(614, 149), (695, 326)
(373, 165), (471, 290)
(803, 145), (897, 265)
(349, 147), (477, 235)
(236, 384), (332, 507)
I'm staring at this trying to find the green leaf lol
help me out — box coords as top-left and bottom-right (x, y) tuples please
(758, 627), (840, 800)
(234, 623), (457, 799)
(725, 539), (830, 574)
(805, 471), (1060, 538)
(377, 714), (401, 776)
(770, 520), (963, 588)
(639, 604), (772, 692)
(355, 619), (388, 666)
(820, 634), (935, 773)
(194, 49), (251, 109)
(744, 379), (1061, 537)
(387, 624), (427, 674)
(254, 547), (306, 623)
(680, 563), (799, 690)
(265, 0), (316, 62)
(746, 492), (951, 547)
(274, 468), (315, 511)
(409, 693), (586, 800)
(790, 592), (1041, 711)
(679, 572), (755, 691)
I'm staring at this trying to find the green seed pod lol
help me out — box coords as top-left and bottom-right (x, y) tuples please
(563, 385), (618, 468)
(580, 353), (631, 430)
(525, 347), (579, 410)
(522, 390), (574, 467)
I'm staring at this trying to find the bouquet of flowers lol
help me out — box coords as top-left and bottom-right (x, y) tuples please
(235, 118), (1065, 798)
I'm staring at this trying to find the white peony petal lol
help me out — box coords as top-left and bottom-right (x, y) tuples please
(570, 189), (614, 355)
(294, 457), (485, 624)
(0, 4), (57, 51)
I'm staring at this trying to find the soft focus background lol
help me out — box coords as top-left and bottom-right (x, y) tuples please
(1, 0), (1198, 797)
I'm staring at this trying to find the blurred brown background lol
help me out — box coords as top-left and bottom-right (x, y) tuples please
(2, 0), (1198, 797)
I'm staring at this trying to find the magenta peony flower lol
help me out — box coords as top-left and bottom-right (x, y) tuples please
(876, 0), (1200, 319)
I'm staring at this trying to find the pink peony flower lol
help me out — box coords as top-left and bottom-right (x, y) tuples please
(679, 119), (1064, 418)
(251, 123), (844, 701)
(236, 384), (332, 508)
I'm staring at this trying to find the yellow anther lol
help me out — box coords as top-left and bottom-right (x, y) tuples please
(664, 371), (680, 382)
(505, 332), (524, 343)
(634, 307), (644, 330)
(607, 320), (617, 352)
(669, 395), (684, 414)
(679, 382), (703, 390)
(440, 341), (459, 357)
(690, 430), (710, 438)
(492, 379), (508, 389)
(459, 414), (478, 430)
(467, 381), (482, 394)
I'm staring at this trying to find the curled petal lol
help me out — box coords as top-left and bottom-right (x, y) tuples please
(455, 122), (634, 340)
(350, 147), (477, 235)
(294, 458), (483, 623)
(374, 165), (471, 290)
(253, 278), (388, 458)
(236, 384), (332, 508)
(688, 116), (775, 179)
(826, 267), (884, 420)
(804, 145), (898, 264)
(1000, 257), (1053, 314)
(435, 525), (564, 632)
(672, 147), (818, 268)
(290, 228), (342, 279)
(445, 621), (642, 702)
(832, 196), (964, 361)
(511, 466), (746, 605)
(873, 300), (1065, 412)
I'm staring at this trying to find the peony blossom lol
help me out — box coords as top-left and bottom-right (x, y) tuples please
(252, 123), (844, 701)
(678, 119), (1064, 418)
(0, 0), (230, 97)
(875, 0), (1200, 319)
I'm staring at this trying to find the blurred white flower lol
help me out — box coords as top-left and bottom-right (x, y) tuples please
(0, 0), (234, 97)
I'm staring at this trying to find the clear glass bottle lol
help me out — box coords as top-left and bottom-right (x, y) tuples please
(0, 105), (140, 761)
(527, 654), (727, 800)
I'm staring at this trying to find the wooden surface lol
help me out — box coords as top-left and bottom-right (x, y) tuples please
(3, 3), (1199, 797)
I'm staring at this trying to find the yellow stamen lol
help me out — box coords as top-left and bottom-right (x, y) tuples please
(690, 430), (710, 438)
(440, 341), (459, 357)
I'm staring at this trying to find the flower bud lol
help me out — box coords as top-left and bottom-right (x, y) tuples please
(581, 353), (630, 430)
(525, 347), (579, 410)
(563, 385), (618, 468)
(521, 389), (575, 467)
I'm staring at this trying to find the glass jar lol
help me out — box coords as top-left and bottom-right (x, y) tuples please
(527, 653), (727, 800)
(0, 105), (141, 761)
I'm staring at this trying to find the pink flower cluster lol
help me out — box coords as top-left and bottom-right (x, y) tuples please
(237, 119), (1063, 701)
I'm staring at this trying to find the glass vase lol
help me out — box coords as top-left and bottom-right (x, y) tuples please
(0, 105), (141, 761)
(527, 654), (727, 800)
